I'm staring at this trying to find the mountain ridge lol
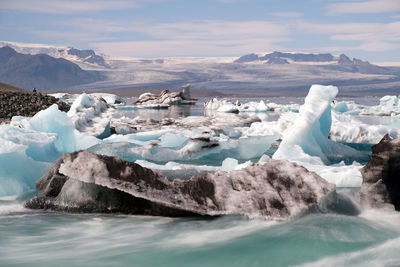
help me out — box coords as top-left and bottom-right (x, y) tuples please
(0, 46), (102, 90)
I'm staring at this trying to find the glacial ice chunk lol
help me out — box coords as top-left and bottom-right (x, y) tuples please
(273, 84), (359, 164)
(67, 93), (113, 138)
(0, 125), (57, 197)
(330, 112), (400, 144)
(12, 104), (100, 153)
(272, 85), (364, 187)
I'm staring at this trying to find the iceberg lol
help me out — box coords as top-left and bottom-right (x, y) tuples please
(26, 150), (336, 219)
(0, 125), (57, 196)
(15, 104), (100, 153)
(273, 85), (364, 187)
(67, 93), (113, 138)
(330, 112), (400, 144)
(0, 104), (101, 196)
(134, 84), (197, 107)
(332, 95), (400, 117)
(50, 92), (124, 106)
(204, 98), (300, 114)
(273, 84), (361, 164)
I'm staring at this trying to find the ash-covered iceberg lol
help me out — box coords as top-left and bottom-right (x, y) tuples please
(26, 150), (336, 219)
(134, 84), (197, 108)
(359, 134), (400, 210)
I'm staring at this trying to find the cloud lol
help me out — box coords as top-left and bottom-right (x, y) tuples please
(34, 30), (114, 43)
(0, 0), (138, 14)
(270, 12), (303, 18)
(215, 0), (249, 3)
(92, 38), (285, 58)
(296, 21), (400, 52)
(88, 20), (290, 57)
(326, 0), (400, 15)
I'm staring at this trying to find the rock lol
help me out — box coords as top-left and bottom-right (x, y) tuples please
(26, 150), (336, 219)
(0, 82), (70, 119)
(359, 134), (400, 210)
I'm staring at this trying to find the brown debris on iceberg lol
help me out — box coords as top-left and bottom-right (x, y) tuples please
(26, 150), (336, 219)
(359, 134), (400, 210)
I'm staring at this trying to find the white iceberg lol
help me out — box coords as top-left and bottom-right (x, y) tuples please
(330, 112), (400, 144)
(67, 93), (113, 138)
(273, 85), (364, 187)
(0, 125), (57, 196)
(50, 92), (124, 106)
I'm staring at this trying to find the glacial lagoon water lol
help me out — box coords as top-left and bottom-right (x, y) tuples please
(1, 94), (400, 266)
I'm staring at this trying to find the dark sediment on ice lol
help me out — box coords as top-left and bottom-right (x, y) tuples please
(360, 134), (400, 210)
(26, 150), (336, 219)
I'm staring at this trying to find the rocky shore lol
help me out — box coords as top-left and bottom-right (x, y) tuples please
(0, 82), (70, 122)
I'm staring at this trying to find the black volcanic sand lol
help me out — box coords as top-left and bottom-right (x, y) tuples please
(0, 82), (70, 123)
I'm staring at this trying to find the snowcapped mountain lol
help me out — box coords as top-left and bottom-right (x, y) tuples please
(236, 51), (373, 67)
(0, 46), (101, 90)
(0, 41), (399, 95)
(0, 41), (108, 69)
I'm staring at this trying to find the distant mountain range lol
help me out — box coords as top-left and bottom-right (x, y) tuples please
(0, 46), (102, 90)
(234, 51), (388, 74)
(0, 41), (399, 95)
(0, 41), (108, 68)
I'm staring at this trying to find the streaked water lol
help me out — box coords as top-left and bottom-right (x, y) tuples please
(1, 95), (400, 266)
(1, 191), (399, 267)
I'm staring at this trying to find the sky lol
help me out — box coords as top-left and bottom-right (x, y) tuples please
(0, 0), (399, 62)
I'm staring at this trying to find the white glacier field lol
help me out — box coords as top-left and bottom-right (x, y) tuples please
(1, 86), (400, 266)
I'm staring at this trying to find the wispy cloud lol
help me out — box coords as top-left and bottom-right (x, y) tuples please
(326, 0), (400, 15)
(296, 21), (400, 52)
(216, 0), (249, 3)
(0, 0), (138, 14)
(270, 12), (303, 18)
(89, 20), (290, 57)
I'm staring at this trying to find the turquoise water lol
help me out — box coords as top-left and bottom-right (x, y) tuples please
(1, 96), (400, 266)
(1, 192), (399, 267)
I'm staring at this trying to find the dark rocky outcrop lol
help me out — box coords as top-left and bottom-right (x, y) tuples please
(0, 82), (70, 119)
(26, 150), (336, 219)
(260, 52), (334, 62)
(359, 134), (400, 210)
